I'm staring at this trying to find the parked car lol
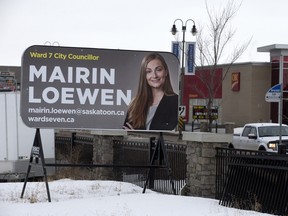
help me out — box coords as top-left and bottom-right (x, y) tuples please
(229, 123), (288, 152)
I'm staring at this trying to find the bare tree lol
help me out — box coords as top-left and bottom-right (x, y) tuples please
(194, 0), (251, 131)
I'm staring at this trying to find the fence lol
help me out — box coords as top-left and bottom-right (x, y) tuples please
(216, 147), (288, 215)
(113, 138), (187, 194)
(55, 131), (187, 195)
(55, 132), (94, 164)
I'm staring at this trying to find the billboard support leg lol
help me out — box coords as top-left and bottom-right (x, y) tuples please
(142, 132), (176, 195)
(20, 128), (51, 202)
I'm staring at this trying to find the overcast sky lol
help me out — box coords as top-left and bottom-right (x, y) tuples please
(1, 0), (288, 66)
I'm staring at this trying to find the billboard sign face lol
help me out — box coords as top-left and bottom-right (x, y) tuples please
(21, 45), (179, 130)
(0, 71), (16, 91)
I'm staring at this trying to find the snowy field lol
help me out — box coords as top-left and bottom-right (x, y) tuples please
(0, 179), (273, 216)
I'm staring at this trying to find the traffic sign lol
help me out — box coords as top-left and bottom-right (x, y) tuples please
(178, 106), (186, 117)
(265, 84), (281, 102)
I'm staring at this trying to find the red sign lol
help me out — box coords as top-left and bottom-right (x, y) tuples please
(231, 72), (240, 91)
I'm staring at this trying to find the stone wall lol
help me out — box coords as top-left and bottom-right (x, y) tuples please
(185, 141), (228, 198)
(89, 130), (232, 198)
(91, 130), (126, 180)
(182, 132), (231, 198)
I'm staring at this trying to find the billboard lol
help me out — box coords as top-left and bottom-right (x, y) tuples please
(21, 45), (179, 130)
(0, 71), (16, 91)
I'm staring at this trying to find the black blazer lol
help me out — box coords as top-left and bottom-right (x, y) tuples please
(124, 94), (178, 130)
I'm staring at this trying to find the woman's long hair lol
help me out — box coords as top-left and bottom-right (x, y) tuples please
(127, 53), (176, 129)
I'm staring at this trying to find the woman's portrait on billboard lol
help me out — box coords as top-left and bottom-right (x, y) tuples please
(123, 52), (178, 130)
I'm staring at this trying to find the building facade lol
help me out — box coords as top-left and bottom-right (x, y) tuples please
(221, 62), (271, 126)
(183, 62), (272, 127)
(258, 44), (288, 125)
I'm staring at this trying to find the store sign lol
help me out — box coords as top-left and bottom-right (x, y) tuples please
(231, 72), (240, 91)
(192, 105), (218, 120)
(20, 45), (179, 129)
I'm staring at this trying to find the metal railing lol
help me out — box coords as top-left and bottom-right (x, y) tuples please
(113, 139), (187, 194)
(216, 147), (288, 215)
(55, 132), (187, 195)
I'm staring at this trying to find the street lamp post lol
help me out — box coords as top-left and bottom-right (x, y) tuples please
(171, 19), (197, 131)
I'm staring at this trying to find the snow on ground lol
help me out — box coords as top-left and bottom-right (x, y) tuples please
(0, 179), (273, 216)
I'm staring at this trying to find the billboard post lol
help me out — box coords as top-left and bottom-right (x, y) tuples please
(20, 45), (180, 201)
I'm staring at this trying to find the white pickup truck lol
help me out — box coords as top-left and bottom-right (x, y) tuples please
(229, 123), (288, 152)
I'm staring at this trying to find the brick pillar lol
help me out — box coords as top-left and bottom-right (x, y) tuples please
(91, 131), (127, 180)
(92, 135), (113, 180)
(224, 122), (235, 134)
(182, 132), (231, 198)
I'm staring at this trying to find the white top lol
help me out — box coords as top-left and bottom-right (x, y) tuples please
(146, 105), (158, 129)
